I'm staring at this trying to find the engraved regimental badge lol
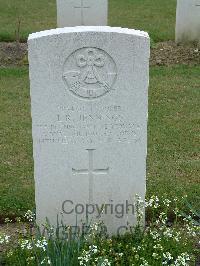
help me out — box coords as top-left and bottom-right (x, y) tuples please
(63, 48), (117, 99)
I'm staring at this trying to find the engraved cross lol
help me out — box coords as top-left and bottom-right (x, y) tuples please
(72, 149), (109, 203)
(73, 0), (90, 25)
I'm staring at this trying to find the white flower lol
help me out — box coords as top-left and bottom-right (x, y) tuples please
(150, 230), (160, 240)
(101, 258), (111, 266)
(0, 234), (10, 244)
(157, 212), (168, 225)
(26, 256), (35, 265)
(41, 257), (51, 265)
(140, 258), (149, 266)
(153, 196), (160, 208)
(174, 252), (190, 266)
(20, 239), (32, 250)
(174, 231), (181, 242)
(15, 217), (21, 223)
(24, 210), (35, 222)
(27, 243), (32, 250)
(4, 218), (12, 223)
(163, 252), (173, 261)
(145, 198), (154, 207)
(152, 253), (159, 259)
(89, 245), (98, 254)
(146, 195), (160, 208)
(163, 199), (171, 207)
(135, 194), (144, 204)
(153, 244), (163, 250)
(185, 223), (199, 237)
(174, 207), (180, 215)
(35, 238), (48, 251)
(163, 228), (173, 238)
(7, 251), (13, 257)
(78, 250), (91, 265)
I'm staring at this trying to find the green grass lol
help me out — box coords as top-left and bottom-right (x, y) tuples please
(0, 67), (34, 219)
(0, 65), (199, 218)
(0, 0), (176, 42)
(148, 66), (200, 210)
(109, 0), (176, 42)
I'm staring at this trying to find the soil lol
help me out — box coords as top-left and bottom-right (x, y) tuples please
(0, 223), (30, 256)
(0, 42), (28, 67)
(150, 40), (200, 66)
(0, 41), (200, 67)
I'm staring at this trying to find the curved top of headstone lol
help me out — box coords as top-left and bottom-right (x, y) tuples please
(28, 26), (149, 41)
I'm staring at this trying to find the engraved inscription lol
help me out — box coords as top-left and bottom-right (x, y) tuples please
(35, 105), (142, 145)
(72, 149), (109, 202)
(63, 48), (117, 99)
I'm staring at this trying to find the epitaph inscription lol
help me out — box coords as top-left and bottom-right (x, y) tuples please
(63, 48), (117, 99)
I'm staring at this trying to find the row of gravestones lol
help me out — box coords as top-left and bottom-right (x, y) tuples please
(56, 0), (200, 44)
(28, 0), (198, 236)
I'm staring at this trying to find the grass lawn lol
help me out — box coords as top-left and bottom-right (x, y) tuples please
(0, 68), (34, 219)
(0, 0), (176, 42)
(0, 65), (199, 219)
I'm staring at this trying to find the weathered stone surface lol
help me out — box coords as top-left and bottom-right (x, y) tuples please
(56, 0), (108, 27)
(28, 26), (150, 235)
(176, 0), (200, 43)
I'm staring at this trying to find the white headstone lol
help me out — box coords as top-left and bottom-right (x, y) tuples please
(56, 0), (108, 27)
(28, 26), (150, 235)
(176, 0), (200, 43)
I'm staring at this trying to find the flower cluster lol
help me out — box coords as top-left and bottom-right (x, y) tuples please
(41, 256), (51, 265)
(35, 238), (48, 251)
(20, 239), (32, 250)
(3, 195), (199, 266)
(135, 194), (145, 223)
(19, 237), (48, 253)
(4, 218), (12, 223)
(0, 234), (10, 244)
(173, 252), (191, 266)
(24, 210), (35, 222)
(78, 245), (98, 265)
(146, 195), (160, 208)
